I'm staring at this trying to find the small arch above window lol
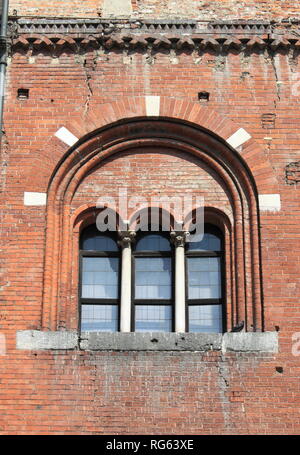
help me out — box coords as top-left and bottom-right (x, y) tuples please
(80, 225), (119, 251)
(186, 225), (222, 252)
(135, 234), (171, 252)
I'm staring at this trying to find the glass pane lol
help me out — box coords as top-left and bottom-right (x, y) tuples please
(82, 257), (119, 298)
(135, 305), (172, 332)
(81, 304), (118, 332)
(135, 257), (172, 299)
(135, 235), (171, 251)
(187, 232), (221, 252)
(189, 305), (223, 333)
(188, 257), (221, 299)
(81, 226), (118, 251)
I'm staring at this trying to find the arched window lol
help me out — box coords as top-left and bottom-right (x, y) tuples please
(43, 119), (264, 333)
(78, 223), (226, 333)
(79, 225), (120, 332)
(133, 234), (173, 332)
(186, 224), (224, 333)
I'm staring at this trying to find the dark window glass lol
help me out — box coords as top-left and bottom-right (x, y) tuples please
(81, 225), (118, 251)
(186, 225), (224, 333)
(135, 305), (172, 332)
(187, 257), (221, 299)
(135, 257), (172, 299)
(80, 225), (120, 332)
(188, 304), (222, 333)
(82, 257), (119, 299)
(133, 233), (173, 332)
(135, 234), (171, 252)
(186, 232), (221, 252)
(81, 304), (119, 332)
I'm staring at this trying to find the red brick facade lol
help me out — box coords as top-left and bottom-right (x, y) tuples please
(9, 0), (300, 20)
(0, 0), (300, 434)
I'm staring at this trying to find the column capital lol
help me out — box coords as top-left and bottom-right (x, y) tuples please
(117, 230), (136, 248)
(170, 231), (189, 248)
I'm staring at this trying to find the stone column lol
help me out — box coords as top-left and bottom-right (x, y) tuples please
(118, 230), (136, 332)
(170, 231), (189, 333)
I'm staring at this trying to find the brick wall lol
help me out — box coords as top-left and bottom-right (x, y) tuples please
(0, 350), (290, 435)
(0, 1), (300, 435)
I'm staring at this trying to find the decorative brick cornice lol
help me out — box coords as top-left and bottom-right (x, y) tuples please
(208, 21), (272, 34)
(8, 17), (300, 54)
(13, 18), (273, 36)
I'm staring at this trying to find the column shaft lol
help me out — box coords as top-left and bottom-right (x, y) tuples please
(175, 244), (186, 332)
(171, 231), (188, 333)
(120, 244), (132, 332)
(118, 231), (135, 332)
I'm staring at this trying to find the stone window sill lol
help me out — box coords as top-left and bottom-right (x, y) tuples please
(16, 331), (278, 353)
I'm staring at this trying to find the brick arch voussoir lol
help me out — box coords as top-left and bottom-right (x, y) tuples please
(58, 96), (278, 194)
(159, 97), (278, 193)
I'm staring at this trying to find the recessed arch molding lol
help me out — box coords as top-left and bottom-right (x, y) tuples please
(41, 113), (272, 333)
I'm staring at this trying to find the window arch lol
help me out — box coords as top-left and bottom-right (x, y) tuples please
(79, 225), (120, 332)
(43, 118), (265, 333)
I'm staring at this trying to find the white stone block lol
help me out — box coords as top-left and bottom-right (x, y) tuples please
(24, 192), (47, 206)
(258, 194), (281, 212)
(16, 331), (78, 350)
(145, 96), (160, 116)
(55, 127), (78, 147)
(227, 128), (252, 148)
(222, 332), (278, 353)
